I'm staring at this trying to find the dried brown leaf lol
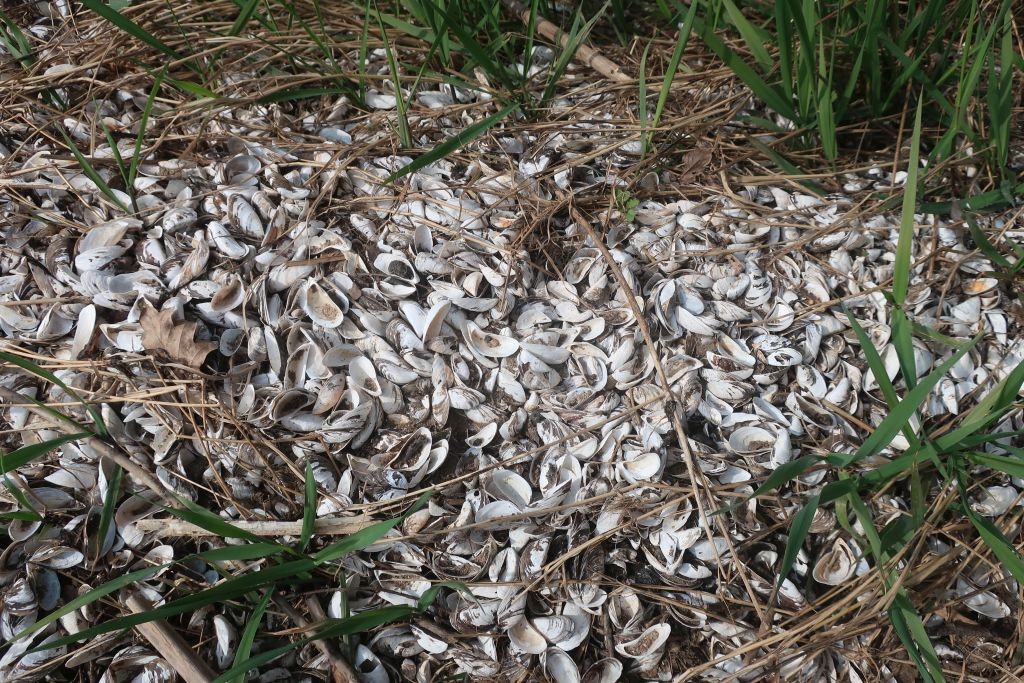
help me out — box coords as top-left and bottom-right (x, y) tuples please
(139, 300), (216, 368)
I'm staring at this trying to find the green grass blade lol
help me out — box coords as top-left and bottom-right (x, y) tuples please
(14, 561), (171, 642)
(301, 463), (315, 551)
(1, 433), (92, 477)
(651, 2), (697, 149)
(228, 0), (262, 36)
(746, 137), (827, 196)
(79, 0), (195, 72)
(0, 351), (106, 435)
(31, 556), (319, 652)
(93, 465), (122, 561)
(777, 492), (819, 587)
(638, 42), (650, 154)
(695, 19), (796, 122)
(845, 312), (901, 409)
(540, 5), (606, 107)
(377, 11), (412, 148)
(965, 505), (1024, 584)
(0, 9), (34, 67)
(719, 0), (772, 70)
(416, 580), (473, 611)
(359, 2), (372, 101)
(853, 334), (979, 461)
(215, 606), (417, 683)
(314, 491), (430, 564)
(166, 497), (289, 550)
(967, 452), (1024, 479)
(892, 101), (923, 307)
(936, 358), (1024, 450)
(736, 454), (821, 504)
(385, 103), (518, 183)
(59, 129), (130, 213)
(965, 215), (1012, 269)
(889, 594), (945, 683)
(2, 477), (42, 523)
(255, 86), (357, 104)
(128, 71), (164, 191)
(890, 309), (917, 390)
(102, 124), (130, 190)
(230, 589), (273, 683)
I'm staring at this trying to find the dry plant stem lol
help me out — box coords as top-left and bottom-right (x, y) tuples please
(133, 516), (372, 537)
(568, 200), (769, 628)
(274, 597), (357, 683)
(0, 386), (178, 508)
(125, 593), (216, 683)
(501, 0), (631, 83)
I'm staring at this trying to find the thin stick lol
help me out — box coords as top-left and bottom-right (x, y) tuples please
(501, 0), (631, 83)
(125, 593), (216, 683)
(275, 598), (358, 683)
(133, 516), (372, 537)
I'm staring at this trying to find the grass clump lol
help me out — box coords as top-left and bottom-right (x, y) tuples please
(689, 0), (1022, 178)
(739, 105), (1024, 683)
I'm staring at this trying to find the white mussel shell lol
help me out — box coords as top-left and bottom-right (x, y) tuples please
(543, 647), (581, 683)
(353, 645), (389, 683)
(958, 580), (1011, 619)
(228, 194), (264, 238)
(728, 426), (775, 454)
(301, 280), (345, 328)
(972, 485), (1018, 517)
(213, 614), (237, 670)
(508, 617), (547, 655)
(465, 321), (519, 358)
(349, 356), (382, 396)
(211, 276), (245, 312)
(475, 500), (520, 529)
(582, 658), (623, 683)
(614, 623), (671, 659)
(617, 452), (661, 482)
(812, 538), (856, 586)
(487, 473), (532, 509)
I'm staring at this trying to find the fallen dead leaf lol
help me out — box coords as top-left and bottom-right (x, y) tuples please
(139, 300), (216, 368)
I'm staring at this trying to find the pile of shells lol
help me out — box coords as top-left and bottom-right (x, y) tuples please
(2, 9), (1023, 683)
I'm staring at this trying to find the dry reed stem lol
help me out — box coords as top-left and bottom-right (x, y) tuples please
(125, 593), (216, 683)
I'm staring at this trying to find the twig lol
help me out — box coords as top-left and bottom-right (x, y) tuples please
(275, 597), (358, 683)
(133, 517), (372, 537)
(125, 593), (216, 683)
(501, 0), (631, 83)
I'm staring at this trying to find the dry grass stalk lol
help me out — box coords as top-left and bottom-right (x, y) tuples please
(501, 0), (631, 83)
(125, 593), (216, 683)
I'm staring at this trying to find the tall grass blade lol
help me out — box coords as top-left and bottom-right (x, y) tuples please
(638, 43), (650, 154)
(540, 5), (606, 107)
(93, 465), (122, 562)
(79, 0), (195, 73)
(229, 0), (262, 37)
(230, 590), (274, 683)
(0, 351), (106, 434)
(892, 101), (923, 307)
(313, 491), (431, 564)
(128, 71), (164, 191)
(59, 129), (130, 213)
(1, 433), (92, 477)
(385, 103), (518, 183)
(377, 10), (413, 148)
(849, 334), (978, 461)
